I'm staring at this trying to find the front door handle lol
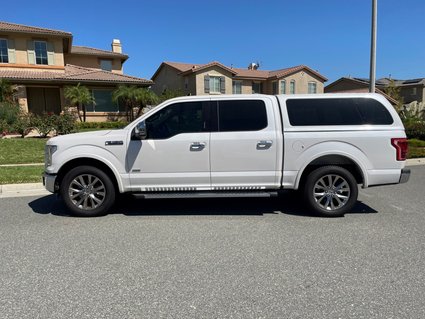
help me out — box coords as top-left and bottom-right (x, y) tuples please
(256, 140), (273, 150)
(190, 142), (206, 152)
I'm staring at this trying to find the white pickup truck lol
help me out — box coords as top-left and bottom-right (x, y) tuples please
(43, 93), (410, 217)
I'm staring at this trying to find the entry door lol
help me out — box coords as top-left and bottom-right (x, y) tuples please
(210, 99), (279, 189)
(27, 87), (61, 114)
(128, 100), (211, 191)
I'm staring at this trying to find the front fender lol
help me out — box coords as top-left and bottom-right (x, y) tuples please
(48, 145), (127, 193)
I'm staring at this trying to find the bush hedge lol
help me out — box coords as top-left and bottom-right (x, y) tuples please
(404, 121), (425, 141)
(75, 121), (127, 130)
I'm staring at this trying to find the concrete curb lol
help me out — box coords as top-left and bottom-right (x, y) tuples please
(0, 159), (424, 199)
(0, 182), (49, 198)
(406, 158), (425, 166)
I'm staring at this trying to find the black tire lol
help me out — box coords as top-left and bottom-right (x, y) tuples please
(60, 166), (116, 217)
(304, 166), (358, 217)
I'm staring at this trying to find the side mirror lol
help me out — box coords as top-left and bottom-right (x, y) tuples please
(134, 121), (148, 140)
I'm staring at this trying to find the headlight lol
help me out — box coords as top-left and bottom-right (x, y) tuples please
(45, 145), (57, 167)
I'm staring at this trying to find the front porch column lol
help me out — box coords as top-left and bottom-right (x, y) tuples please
(16, 85), (28, 113)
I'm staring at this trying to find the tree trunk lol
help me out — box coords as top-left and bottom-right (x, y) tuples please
(77, 103), (83, 122)
(83, 103), (86, 122)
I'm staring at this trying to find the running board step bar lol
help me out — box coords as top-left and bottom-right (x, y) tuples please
(138, 191), (279, 199)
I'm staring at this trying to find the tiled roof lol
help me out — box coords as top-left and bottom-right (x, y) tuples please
(71, 46), (128, 60)
(0, 21), (72, 37)
(0, 64), (152, 85)
(155, 61), (327, 81)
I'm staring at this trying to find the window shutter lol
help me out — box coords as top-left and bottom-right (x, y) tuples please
(204, 75), (210, 93)
(220, 76), (225, 94)
(47, 42), (55, 65)
(27, 41), (35, 64)
(7, 39), (16, 63)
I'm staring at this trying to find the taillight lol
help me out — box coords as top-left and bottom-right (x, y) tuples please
(391, 138), (408, 161)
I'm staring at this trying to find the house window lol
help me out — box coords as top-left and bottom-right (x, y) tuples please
(100, 60), (112, 71)
(232, 80), (242, 94)
(0, 39), (8, 63)
(252, 82), (262, 94)
(412, 87), (417, 95)
(34, 41), (48, 65)
(272, 81), (278, 95)
(210, 76), (222, 93)
(280, 80), (286, 94)
(87, 90), (118, 112)
(308, 82), (317, 94)
(290, 80), (296, 94)
(184, 77), (188, 89)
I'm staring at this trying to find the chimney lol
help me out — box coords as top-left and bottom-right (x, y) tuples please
(111, 39), (122, 54)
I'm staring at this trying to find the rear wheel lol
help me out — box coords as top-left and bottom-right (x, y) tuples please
(60, 166), (116, 217)
(304, 166), (358, 217)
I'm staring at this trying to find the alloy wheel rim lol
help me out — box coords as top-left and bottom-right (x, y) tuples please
(68, 174), (106, 210)
(313, 174), (350, 211)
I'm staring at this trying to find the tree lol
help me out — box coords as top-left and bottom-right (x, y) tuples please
(0, 79), (16, 103)
(112, 86), (159, 121)
(64, 83), (95, 122)
(384, 80), (404, 112)
(159, 89), (185, 103)
(112, 85), (140, 121)
(135, 88), (159, 117)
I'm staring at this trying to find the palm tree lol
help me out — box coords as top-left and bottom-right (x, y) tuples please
(112, 86), (159, 121)
(135, 88), (159, 117)
(64, 83), (95, 122)
(0, 79), (16, 103)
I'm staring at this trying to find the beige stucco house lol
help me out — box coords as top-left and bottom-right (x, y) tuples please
(0, 21), (152, 121)
(151, 61), (327, 96)
(324, 77), (405, 106)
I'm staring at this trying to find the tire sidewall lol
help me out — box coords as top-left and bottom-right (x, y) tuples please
(60, 166), (116, 217)
(304, 166), (358, 217)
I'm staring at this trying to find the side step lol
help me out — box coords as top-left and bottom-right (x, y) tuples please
(138, 191), (279, 199)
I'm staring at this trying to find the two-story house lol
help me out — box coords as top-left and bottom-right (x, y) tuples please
(151, 61), (327, 96)
(0, 21), (152, 121)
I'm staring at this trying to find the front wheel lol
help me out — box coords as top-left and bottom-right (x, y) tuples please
(304, 166), (358, 217)
(60, 166), (116, 217)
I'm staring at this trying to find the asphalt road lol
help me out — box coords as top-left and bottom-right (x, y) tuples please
(0, 166), (424, 319)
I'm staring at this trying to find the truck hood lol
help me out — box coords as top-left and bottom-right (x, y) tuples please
(47, 129), (127, 145)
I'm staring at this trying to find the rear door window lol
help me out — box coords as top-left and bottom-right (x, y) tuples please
(217, 100), (268, 132)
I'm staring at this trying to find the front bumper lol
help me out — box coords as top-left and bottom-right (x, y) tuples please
(399, 168), (410, 184)
(42, 172), (57, 193)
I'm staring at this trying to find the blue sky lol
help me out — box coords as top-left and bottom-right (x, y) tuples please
(1, 0), (424, 84)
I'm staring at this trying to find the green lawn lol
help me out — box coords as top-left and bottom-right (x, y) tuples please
(0, 138), (46, 165)
(0, 165), (44, 184)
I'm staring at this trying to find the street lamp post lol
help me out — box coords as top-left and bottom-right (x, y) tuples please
(369, 0), (377, 93)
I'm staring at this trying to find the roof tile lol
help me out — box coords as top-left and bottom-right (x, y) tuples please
(0, 64), (152, 85)
(0, 21), (72, 37)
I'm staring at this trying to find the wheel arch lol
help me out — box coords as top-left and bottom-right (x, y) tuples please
(55, 157), (123, 193)
(296, 154), (366, 190)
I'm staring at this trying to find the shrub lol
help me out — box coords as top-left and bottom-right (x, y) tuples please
(12, 113), (33, 138)
(0, 119), (9, 135)
(54, 108), (77, 135)
(75, 121), (127, 130)
(32, 113), (57, 137)
(404, 121), (425, 141)
(0, 101), (20, 126)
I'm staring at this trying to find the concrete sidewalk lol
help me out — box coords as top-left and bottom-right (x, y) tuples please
(0, 158), (424, 199)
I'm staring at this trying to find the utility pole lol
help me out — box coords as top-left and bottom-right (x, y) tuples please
(369, 0), (377, 93)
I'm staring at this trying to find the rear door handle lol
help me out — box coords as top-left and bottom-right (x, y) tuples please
(256, 140), (273, 150)
(190, 142), (206, 152)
